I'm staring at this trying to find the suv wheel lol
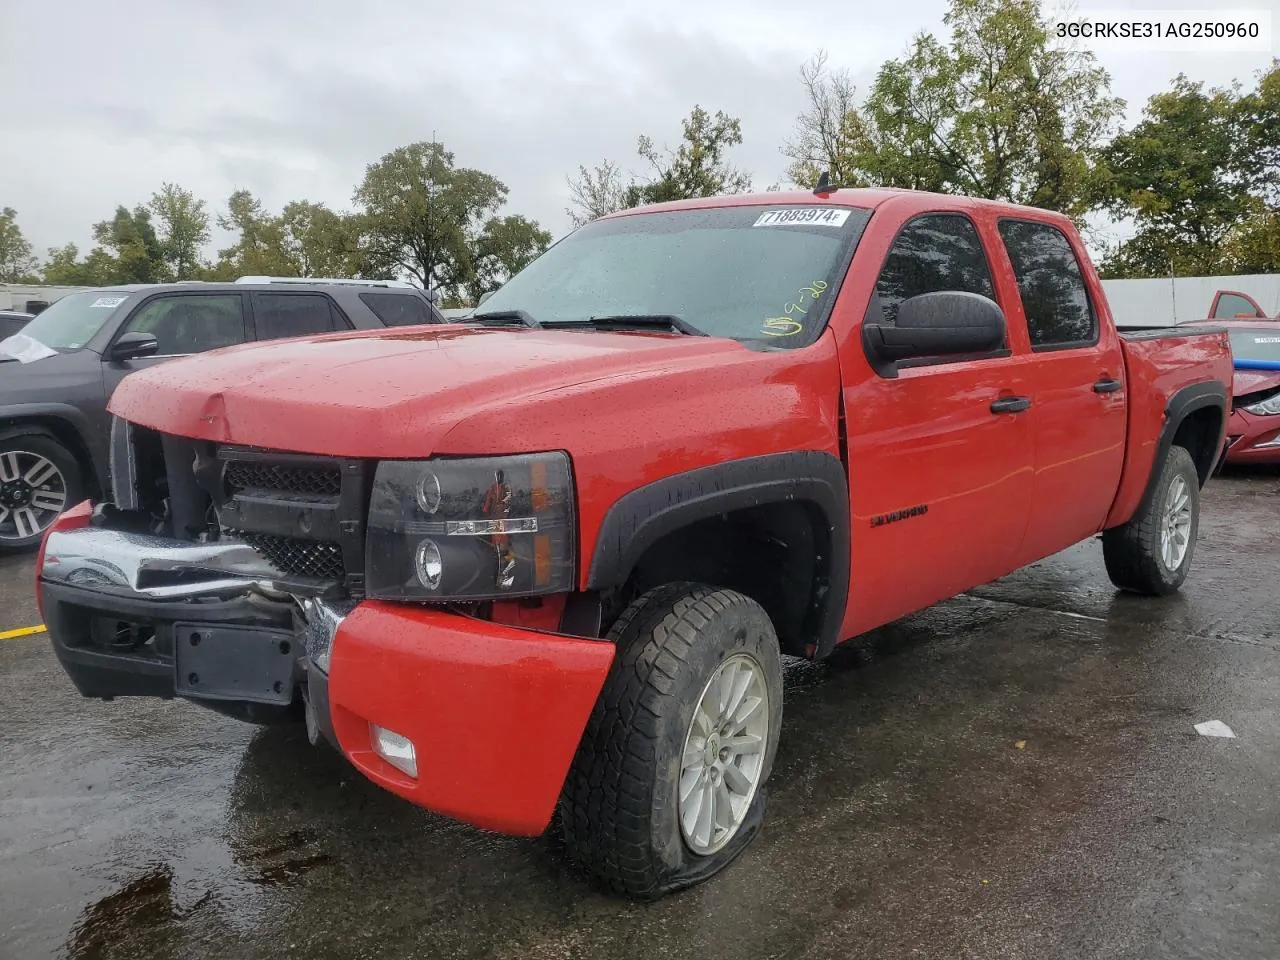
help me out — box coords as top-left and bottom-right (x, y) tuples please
(0, 433), (82, 551)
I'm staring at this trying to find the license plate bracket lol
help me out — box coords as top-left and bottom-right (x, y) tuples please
(174, 622), (297, 705)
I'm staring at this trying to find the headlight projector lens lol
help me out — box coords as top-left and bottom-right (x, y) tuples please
(415, 539), (443, 590)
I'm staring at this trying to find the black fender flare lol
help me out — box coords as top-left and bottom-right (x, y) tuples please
(0, 402), (102, 491)
(585, 450), (850, 658)
(1135, 380), (1228, 518)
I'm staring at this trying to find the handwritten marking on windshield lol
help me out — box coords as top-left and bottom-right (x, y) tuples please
(762, 281), (829, 337)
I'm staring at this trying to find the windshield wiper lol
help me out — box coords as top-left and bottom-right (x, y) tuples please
(550, 314), (707, 336)
(470, 309), (541, 329)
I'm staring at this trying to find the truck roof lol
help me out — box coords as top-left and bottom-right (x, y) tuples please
(602, 187), (1076, 223)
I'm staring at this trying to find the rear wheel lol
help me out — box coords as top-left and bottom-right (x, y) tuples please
(1103, 444), (1200, 595)
(0, 433), (83, 551)
(560, 582), (783, 898)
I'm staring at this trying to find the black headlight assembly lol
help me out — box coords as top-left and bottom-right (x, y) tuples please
(365, 452), (576, 601)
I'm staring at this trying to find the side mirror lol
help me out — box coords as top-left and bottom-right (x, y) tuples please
(862, 291), (1006, 374)
(107, 332), (160, 362)
(477, 291), (495, 307)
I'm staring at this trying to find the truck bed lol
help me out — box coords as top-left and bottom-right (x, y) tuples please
(1118, 324), (1227, 340)
(1105, 326), (1234, 529)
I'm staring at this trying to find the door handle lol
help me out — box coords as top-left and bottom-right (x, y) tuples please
(990, 396), (1031, 414)
(1093, 377), (1123, 394)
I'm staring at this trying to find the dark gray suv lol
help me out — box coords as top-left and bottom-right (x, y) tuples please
(0, 278), (445, 549)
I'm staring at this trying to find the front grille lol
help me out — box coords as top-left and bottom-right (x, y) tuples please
(224, 461), (342, 498)
(228, 529), (347, 581)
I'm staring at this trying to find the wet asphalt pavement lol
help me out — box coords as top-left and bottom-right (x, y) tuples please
(3, 469), (1280, 960)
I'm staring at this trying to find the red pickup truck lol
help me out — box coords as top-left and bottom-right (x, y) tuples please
(38, 189), (1232, 898)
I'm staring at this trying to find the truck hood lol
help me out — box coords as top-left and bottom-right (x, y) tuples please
(108, 325), (765, 457)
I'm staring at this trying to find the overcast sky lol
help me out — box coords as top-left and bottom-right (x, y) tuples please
(2, 0), (1276, 259)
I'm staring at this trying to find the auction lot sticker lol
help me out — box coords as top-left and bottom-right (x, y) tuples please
(754, 208), (851, 228)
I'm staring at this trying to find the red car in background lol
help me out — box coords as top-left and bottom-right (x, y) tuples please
(1208, 290), (1271, 321)
(1208, 321), (1280, 463)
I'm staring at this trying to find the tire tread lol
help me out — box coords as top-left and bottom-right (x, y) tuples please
(561, 582), (766, 897)
(1103, 444), (1198, 595)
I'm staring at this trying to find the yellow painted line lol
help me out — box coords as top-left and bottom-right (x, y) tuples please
(0, 625), (46, 640)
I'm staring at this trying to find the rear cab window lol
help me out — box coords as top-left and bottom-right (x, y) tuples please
(359, 292), (436, 327)
(996, 219), (1097, 350)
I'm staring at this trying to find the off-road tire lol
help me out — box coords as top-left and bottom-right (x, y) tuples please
(1103, 444), (1200, 595)
(560, 582), (783, 898)
(0, 430), (83, 552)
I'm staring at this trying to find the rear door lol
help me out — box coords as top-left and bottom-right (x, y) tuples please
(993, 218), (1127, 564)
(843, 210), (1036, 635)
(249, 292), (349, 341)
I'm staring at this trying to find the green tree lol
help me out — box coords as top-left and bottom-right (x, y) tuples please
(90, 204), (167, 283)
(0, 207), (40, 282)
(468, 215), (552, 301)
(1098, 62), (1278, 277)
(783, 0), (1123, 217)
(566, 106), (752, 226)
(213, 190), (294, 278)
(149, 183), (210, 279)
(278, 201), (363, 276)
(354, 141), (510, 296)
(40, 243), (109, 285)
(1223, 207), (1280, 275)
(565, 160), (628, 226)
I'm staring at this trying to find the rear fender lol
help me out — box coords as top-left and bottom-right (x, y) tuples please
(1125, 381), (1227, 526)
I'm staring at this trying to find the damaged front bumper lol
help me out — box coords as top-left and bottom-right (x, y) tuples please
(38, 511), (615, 836)
(40, 517), (346, 732)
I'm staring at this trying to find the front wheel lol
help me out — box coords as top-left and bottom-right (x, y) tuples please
(1103, 444), (1200, 595)
(560, 583), (783, 899)
(0, 432), (83, 551)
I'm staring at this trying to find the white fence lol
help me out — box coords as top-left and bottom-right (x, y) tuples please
(1101, 274), (1280, 327)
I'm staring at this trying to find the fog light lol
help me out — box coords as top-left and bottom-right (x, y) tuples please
(370, 723), (418, 778)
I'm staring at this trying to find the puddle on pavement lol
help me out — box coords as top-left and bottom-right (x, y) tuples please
(65, 863), (183, 960)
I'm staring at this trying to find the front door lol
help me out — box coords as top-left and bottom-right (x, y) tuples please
(841, 212), (1036, 636)
(102, 292), (250, 402)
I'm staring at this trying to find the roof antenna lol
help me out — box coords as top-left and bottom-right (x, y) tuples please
(813, 170), (831, 194)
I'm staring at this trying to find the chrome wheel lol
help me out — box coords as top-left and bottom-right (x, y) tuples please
(678, 652), (770, 855)
(1161, 474), (1192, 571)
(0, 450), (68, 542)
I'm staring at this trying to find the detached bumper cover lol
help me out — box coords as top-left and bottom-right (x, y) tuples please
(39, 519), (615, 838)
(327, 601), (614, 835)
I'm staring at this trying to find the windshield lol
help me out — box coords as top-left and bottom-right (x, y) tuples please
(1230, 329), (1280, 363)
(16, 291), (129, 351)
(478, 205), (873, 344)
